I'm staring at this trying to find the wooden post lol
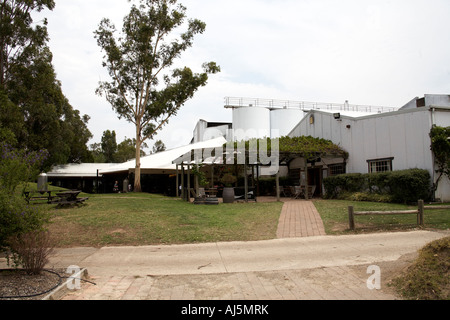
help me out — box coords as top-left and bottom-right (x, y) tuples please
(251, 165), (255, 188)
(256, 165), (260, 197)
(304, 163), (309, 200)
(187, 164), (191, 202)
(181, 165), (185, 200)
(176, 164), (179, 198)
(276, 171), (280, 202)
(418, 200), (424, 226)
(211, 164), (214, 188)
(244, 162), (248, 202)
(195, 173), (199, 197)
(348, 206), (355, 230)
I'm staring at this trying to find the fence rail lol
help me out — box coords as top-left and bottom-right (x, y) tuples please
(348, 200), (425, 230)
(224, 97), (398, 114)
(424, 205), (450, 210)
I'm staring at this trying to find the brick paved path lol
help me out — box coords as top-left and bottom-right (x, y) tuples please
(60, 199), (404, 301)
(62, 265), (398, 300)
(276, 200), (326, 238)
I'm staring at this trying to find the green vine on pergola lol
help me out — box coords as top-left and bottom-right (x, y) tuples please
(229, 136), (348, 162)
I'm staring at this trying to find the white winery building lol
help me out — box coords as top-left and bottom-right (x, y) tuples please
(288, 94), (450, 202)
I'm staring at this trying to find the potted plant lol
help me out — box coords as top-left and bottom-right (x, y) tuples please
(220, 173), (237, 203)
(192, 164), (208, 187)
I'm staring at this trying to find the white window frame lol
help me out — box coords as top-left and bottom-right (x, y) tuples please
(367, 158), (394, 173)
(329, 163), (346, 176)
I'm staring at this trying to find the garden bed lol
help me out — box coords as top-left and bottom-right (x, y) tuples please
(0, 268), (65, 300)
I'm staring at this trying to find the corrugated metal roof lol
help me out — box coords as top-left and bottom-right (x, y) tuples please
(46, 137), (228, 177)
(99, 137), (228, 174)
(47, 163), (117, 177)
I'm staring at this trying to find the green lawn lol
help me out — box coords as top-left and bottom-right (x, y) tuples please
(313, 199), (450, 234)
(42, 188), (449, 247)
(48, 193), (284, 247)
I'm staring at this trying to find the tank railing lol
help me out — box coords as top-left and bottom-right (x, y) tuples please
(224, 97), (398, 114)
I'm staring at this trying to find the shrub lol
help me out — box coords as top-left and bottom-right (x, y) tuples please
(220, 173), (237, 187)
(6, 230), (54, 275)
(323, 169), (431, 203)
(0, 143), (50, 251)
(387, 169), (431, 203)
(340, 191), (394, 203)
(0, 193), (51, 250)
(323, 173), (366, 198)
(392, 236), (449, 300)
(0, 143), (49, 195)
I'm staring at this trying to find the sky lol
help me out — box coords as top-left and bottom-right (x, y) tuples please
(36, 0), (450, 152)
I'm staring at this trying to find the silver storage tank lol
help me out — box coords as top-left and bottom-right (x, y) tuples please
(232, 106), (271, 141)
(270, 108), (305, 138)
(37, 173), (48, 193)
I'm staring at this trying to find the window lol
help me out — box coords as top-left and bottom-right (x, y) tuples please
(367, 158), (394, 173)
(329, 164), (346, 176)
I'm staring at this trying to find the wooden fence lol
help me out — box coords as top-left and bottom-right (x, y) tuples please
(349, 200), (422, 230)
(348, 201), (450, 230)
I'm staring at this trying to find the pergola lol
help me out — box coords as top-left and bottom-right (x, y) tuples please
(173, 147), (275, 202)
(172, 136), (348, 202)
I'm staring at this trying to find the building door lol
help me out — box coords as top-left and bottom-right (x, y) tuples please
(307, 167), (322, 197)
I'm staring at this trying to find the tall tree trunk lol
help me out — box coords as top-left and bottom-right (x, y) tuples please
(134, 126), (142, 192)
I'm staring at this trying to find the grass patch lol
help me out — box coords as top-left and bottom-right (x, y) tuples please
(390, 236), (449, 300)
(313, 199), (450, 234)
(47, 193), (283, 247)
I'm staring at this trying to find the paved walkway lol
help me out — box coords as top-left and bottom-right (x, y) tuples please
(62, 264), (399, 301)
(3, 199), (447, 302)
(51, 201), (448, 301)
(276, 200), (326, 238)
(54, 228), (449, 301)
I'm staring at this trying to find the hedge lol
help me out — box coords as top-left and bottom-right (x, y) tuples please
(323, 169), (431, 203)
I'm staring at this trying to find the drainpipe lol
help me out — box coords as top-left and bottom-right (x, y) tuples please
(431, 107), (436, 126)
(430, 107), (436, 201)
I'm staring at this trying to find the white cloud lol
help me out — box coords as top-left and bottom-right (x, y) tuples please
(35, 0), (450, 151)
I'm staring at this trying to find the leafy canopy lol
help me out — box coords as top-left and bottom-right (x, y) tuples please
(94, 0), (220, 142)
(0, 0), (56, 87)
(95, 0), (220, 191)
(0, 0), (93, 167)
(430, 125), (450, 189)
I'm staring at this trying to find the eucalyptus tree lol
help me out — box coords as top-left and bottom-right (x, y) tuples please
(152, 140), (166, 154)
(95, 0), (220, 192)
(0, 0), (55, 89)
(101, 130), (118, 163)
(0, 0), (93, 167)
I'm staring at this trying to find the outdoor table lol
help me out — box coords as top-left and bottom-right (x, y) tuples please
(205, 188), (218, 197)
(56, 190), (81, 201)
(23, 191), (53, 204)
(55, 190), (88, 206)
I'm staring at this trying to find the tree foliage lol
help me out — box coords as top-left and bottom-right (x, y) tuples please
(0, 143), (51, 251)
(151, 139), (166, 154)
(90, 132), (148, 163)
(0, 0), (55, 87)
(95, 0), (220, 191)
(116, 137), (147, 162)
(430, 125), (450, 193)
(0, 0), (93, 168)
(101, 130), (118, 163)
